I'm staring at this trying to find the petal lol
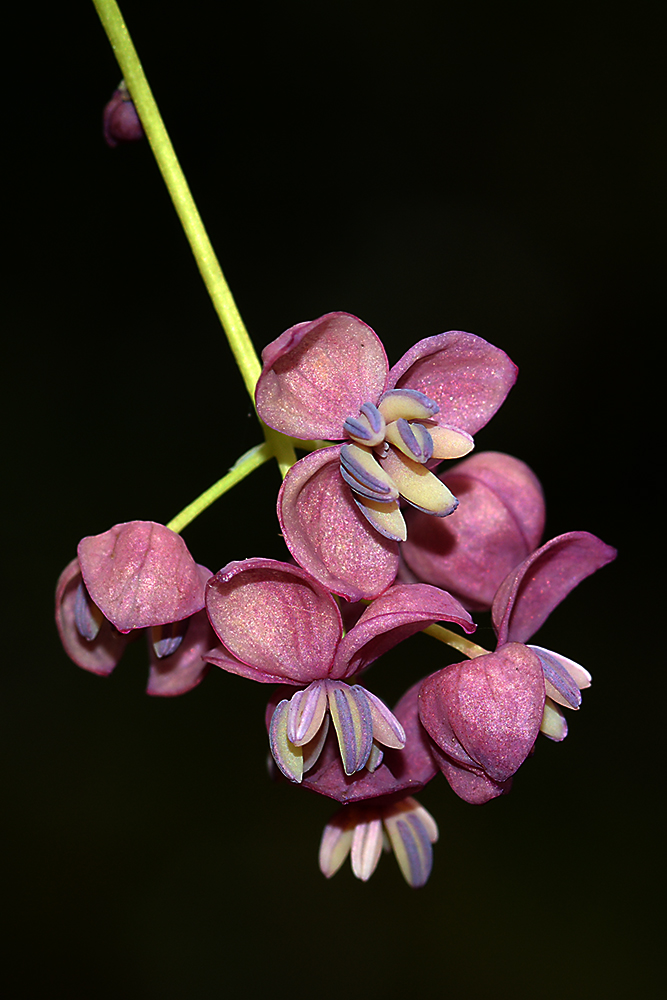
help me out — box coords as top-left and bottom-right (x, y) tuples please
(492, 531), (618, 645)
(278, 446), (399, 601)
(255, 312), (389, 439)
(55, 559), (130, 675)
(205, 558), (341, 684)
(388, 331), (518, 434)
(78, 521), (205, 632)
(427, 740), (512, 804)
(350, 818), (384, 880)
(402, 452), (545, 611)
(269, 699), (304, 782)
(332, 583), (475, 679)
(326, 682), (374, 775)
(419, 644), (545, 782)
(380, 447), (459, 516)
(146, 607), (215, 697)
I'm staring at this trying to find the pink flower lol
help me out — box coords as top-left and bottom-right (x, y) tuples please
(255, 312), (517, 600)
(419, 531), (617, 803)
(400, 451), (546, 611)
(203, 558), (474, 780)
(55, 521), (215, 696)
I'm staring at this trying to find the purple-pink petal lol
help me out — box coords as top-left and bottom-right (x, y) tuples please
(55, 559), (130, 675)
(387, 331), (518, 435)
(402, 452), (545, 611)
(331, 583), (475, 679)
(427, 740), (512, 804)
(205, 558), (342, 684)
(492, 531), (618, 646)
(77, 521), (206, 632)
(255, 312), (389, 439)
(278, 446), (399, 601)
(419, 644), (545, 783)
(146, 608), (214, 697)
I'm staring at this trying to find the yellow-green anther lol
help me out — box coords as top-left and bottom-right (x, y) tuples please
(327, 683), (373, 775)
(380, 447), (459, 516)
(377, 389), (439, 423)
(351, 819), (384, 881)
(428, 424), (475, 460)
(269, 699), (304, 782)
(540, 698), (568, 741)
(385, 419), (434, 464)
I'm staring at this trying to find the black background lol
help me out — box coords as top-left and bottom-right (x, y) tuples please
(5, 2), (661, 997)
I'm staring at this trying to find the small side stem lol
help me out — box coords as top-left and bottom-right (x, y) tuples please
(167, 442), (272, 534)
(422, 623), (489, 659)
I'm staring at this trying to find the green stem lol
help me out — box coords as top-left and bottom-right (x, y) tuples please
(92, 0), (297, 481)
(167, 442), (273, 534)
(422, 623), (489, 659)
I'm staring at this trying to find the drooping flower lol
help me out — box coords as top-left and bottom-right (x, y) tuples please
(55, 521), (215, 695)
(103, 82), (144, 148)
(400, 451), (546, 611)
(203, 558), (475, 780)
(419, 531), (617, 803)
(255, 312), (518, 600)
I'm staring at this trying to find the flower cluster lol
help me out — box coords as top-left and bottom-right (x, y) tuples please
(56, 312), (615, 888)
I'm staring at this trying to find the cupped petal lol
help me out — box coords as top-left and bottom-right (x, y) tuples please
(255, 312), (389, 439)
(278, 447), (399, 601)
(492, 531), (618, 646)
(427, 740), (512, 804)
(205, 558), (342, 684)
(146, 607), (214, 696)
(332, 583), (475, 679)
(55, 559), (130, 675)
(419, 644), (545, 783)
(78, 521), (205, 632)
(402, 452), (545, 611)
(388, 331), (518, 435)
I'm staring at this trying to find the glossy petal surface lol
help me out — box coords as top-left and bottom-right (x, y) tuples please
(388, 331), (518, 435)
(78, 521), (205, 632)
(206, 559), (342, 683)
(419, 644), (545, 783)
(255, 312), (389, 439)
(493, 531), (618, 645)
(278, 447), (399, 601)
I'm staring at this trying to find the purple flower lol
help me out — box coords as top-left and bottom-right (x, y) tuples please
(255, 312), (517, 600)
(203, 558), (475, 780)
(400, 451), (546, 611)
(103, 84), (144, 148)
(55, 521), (215, 696)
(419, 531), (617, 803)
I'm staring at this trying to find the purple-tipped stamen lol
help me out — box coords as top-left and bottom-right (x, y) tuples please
(377, 388), (440, 422)
(74, 581), (104, 641)
(287, 680), (328, 745)
(327, 682), (374, 775)
(531, 646), (582, 709)
(340, 444), (398, 498)
(151, 619), (187, 659)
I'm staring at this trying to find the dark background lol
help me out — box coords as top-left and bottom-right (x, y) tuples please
(5, 2), (661, 997)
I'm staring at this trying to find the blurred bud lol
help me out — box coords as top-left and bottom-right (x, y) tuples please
(103, 81), (144, 148)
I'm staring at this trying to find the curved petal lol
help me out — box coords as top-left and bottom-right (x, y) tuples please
(402, 452), (545, 611)
(492, 531), (618, 645)
(206, 558), (342, 684)
(332, 583), (475, 679)
(300, 679), (438, 803)
(255, 312), (389, 439)
(387, 331), (518, 435)
(419, 644), (545, 783)
(427, 740), (512, 804)
(146, 608), (214, 696)
(278, 447), (399, 601)
(78, 521), (205, 632)
(55, 559), (130, 675)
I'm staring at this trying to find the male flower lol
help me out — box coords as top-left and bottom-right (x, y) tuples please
(56, 521), (214, 695)
(204, 558), (474, 780)
(255, 312), (517, 600)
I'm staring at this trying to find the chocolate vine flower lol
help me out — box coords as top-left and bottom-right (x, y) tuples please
(204, 558), (474, 780)
(255, 312), (517, 600)
(55, 521), (215, 695)
(401, 451), (546, 611)
(419, 531), (617, 803)
(103, 83), (144, 148)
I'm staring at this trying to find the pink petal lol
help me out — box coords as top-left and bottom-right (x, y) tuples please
(428, 740), (512, 804)
(278, 447), (399, 601)
(332, 583), (475, 679)
(492, 531), (618, 645)
(402, 452), (545, 611)
(205, 558), (342, 684)
(387, 331), (518, 435)
(77, 521), (205, 632)
(146, 607), (214, 697)
(55, 559), (130, 675)
(419, 644), (545, 783)
(255, 312), (389, 439)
